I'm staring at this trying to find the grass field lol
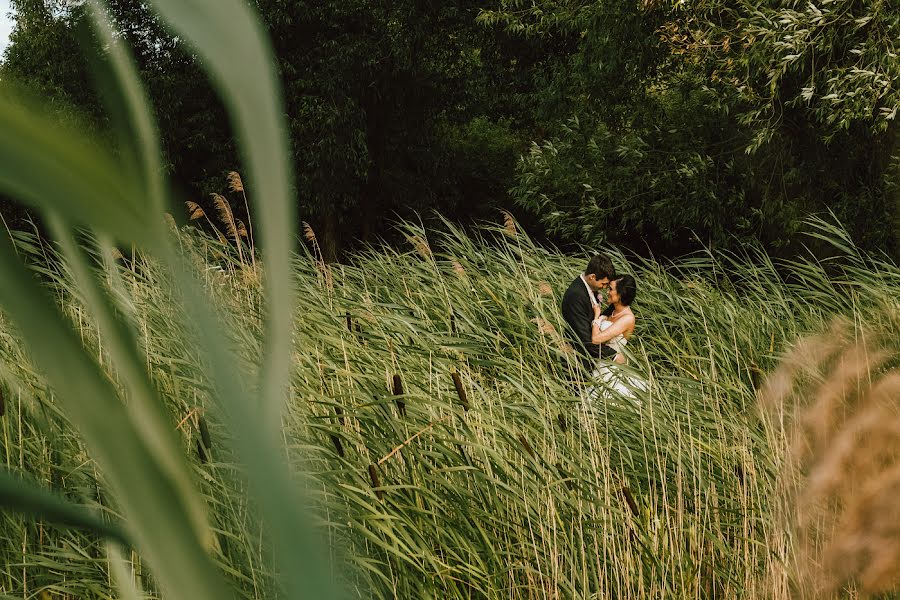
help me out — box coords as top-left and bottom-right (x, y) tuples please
(0, 215), (896, 599)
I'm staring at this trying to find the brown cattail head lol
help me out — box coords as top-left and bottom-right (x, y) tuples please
(451, 371), (469, 411)
(330, 434), (345, 458)
(186, 200), (205, 221)
(198, 416), (212, 451)
(227, 171), (244, 193)
(196, 439), (208, 464)
(621, 486), (639, 517)
(392, 374), (406, 416)
(501, 210), (517, 237)
(368, 464), (384, 500)
(518, 434), (535, 459)
(556, 462), (575, 490)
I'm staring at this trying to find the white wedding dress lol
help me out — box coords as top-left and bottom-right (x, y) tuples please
(583, 320), (647, 408)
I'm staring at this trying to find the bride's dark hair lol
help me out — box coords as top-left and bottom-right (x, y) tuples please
(615, 275), (637, 306)
(601, 275), (637, 315)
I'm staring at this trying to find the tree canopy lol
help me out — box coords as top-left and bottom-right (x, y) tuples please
(2, 0), (898, 259)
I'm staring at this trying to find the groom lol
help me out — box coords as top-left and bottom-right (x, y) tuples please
(561, 254), (617, 368)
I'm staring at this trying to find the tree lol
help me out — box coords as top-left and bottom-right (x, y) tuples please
(483, 0), (900, 258)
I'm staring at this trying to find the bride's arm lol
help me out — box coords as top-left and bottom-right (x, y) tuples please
(591, 314), (634, 344)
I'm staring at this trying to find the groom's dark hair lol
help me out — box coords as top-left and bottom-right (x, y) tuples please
(585, 255), (615, 280)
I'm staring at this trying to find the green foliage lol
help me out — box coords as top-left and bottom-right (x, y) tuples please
(484, 0), (900, 259)
(0, 0), (340, 596)
(666, 0), (900, 144)
(1, 216), (898, 597)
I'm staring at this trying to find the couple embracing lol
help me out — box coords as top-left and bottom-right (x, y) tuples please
(561, 254), (637, 375)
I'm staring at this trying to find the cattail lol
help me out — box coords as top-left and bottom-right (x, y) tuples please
(226, 171), (244, 193)
(518, 434), (535, 459)
(621, 486), (639, 517)
(197, 416), (212, 463)
(392, 374), (406, 416)
(451, 371), (469, 411)
(734, 464), (746, 486)
(450, 371), (469, 411)
(185, 200), (205, 221)
(196, 439), (208, 464)
(501, 210), (517, 237)
(368, 464), (384, 500)
(330, 434), (345, 458)
(556, 462), (575, 490)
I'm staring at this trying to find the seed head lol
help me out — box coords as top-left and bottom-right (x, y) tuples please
(227, 171), (244, 193)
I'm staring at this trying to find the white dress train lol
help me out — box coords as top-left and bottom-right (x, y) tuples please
(583, 320), (647, 409)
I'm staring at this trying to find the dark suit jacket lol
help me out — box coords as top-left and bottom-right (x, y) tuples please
(561, 276), (615, 366)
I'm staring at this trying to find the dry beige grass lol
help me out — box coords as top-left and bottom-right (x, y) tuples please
(759, 320), (900, 598)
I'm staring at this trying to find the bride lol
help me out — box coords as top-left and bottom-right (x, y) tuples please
(590, 275), (636, 363)
(586, 275), (645, 404)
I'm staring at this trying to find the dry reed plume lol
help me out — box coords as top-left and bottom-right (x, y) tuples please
(211, 194), (238, 241)
(406, 235), (432, 259)
(501, 210), (517, 237)
(226, 171), (244, 193)
(759, 319), (900, 597)
(186, 200), (205, 221)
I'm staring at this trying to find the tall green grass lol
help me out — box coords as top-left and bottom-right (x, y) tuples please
(1, 211), (896, 598)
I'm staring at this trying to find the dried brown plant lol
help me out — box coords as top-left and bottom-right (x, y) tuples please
(501, 210), (517, 237)
(759, 319), (900, 597)
(407, 235), (432, 259)
(185, 200), (205, 221)
(531, 317), (557, 336)
(302, 221), (317, 244)
(211, 194), (237, 241)
(451, 261), (466, 276)
(226, 171), (244, 193)
(538, 281), (553, 297)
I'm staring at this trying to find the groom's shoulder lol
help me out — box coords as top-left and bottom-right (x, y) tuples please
(561, 276), (582, 302)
